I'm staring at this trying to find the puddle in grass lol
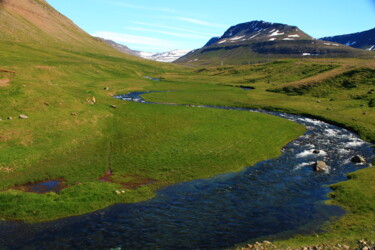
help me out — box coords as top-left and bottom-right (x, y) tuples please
(12, 180), (67, 194)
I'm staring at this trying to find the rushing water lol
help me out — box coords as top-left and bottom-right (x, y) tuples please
(0, 92), (373, 249)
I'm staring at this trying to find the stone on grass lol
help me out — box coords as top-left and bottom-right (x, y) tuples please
(71, 112), (78, 116)
(19, 114), (29, 119)
(104, 87), (109, 91)
(313, 161), (328, 172)
(110, 105), (117, 109)
(7, 117), (12, 120)
(351, 155), (367, 164)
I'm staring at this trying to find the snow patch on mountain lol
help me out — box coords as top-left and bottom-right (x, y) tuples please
(269, 30), (285, 37)
(140, 49), (192, 62)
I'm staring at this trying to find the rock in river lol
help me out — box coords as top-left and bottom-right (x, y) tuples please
(313, 161), (329, 172)
(351, 155), (367, 164)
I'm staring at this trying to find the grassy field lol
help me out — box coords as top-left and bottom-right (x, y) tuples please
(0, 39), (374, 247)
(138, 58), (374, 248)
(0, 41), (306, 222)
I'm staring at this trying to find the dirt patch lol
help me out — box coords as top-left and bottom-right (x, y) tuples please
(11, 179), (68, 194)
(0, 166), (14, 173)
(0, 69), (16, 74)
(0, 79), (10, 87)
(99, 171), (155, 189)
(99, 170), (112, 182)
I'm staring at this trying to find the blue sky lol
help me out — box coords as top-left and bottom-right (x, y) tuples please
(47, 0), (375, 52)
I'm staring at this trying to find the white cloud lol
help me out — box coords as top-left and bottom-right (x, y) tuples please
(176, 17), (228, 28)
(132, 21), (218, 37)
(126, 27), (208, 39)
(92, 31), (176, 50)
(109, 1), (176, 13)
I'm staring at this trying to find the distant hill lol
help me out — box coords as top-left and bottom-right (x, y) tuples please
(96, 37), (141, 57)
(142, 49), (191, 62)
(176, 20), (370, 66)
(320, 27), (375, 51)
(97, 37), (191, 62)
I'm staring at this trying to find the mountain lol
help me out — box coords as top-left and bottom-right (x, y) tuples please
(96, 37), (191, 63)
(96, 37), (141, 57)
(176, 20), (370, 66)
(141, 49), (191, 62)
(320, 27), (375, 51)
(204, 37), (220, 47)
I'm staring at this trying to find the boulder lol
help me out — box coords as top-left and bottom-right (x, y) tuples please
(313, 149), (320, 154)
(110, 105), (117, 109)
(7, 117), (12, 120)
(351, 155), (367, 164)
(313, 161), (328, 172)
(19, 114), (29, 119)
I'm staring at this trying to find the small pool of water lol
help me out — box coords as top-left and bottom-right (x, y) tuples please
(11, 180), (66, 194)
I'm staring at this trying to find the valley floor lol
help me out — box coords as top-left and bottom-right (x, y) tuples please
(0, 43), (374, 247)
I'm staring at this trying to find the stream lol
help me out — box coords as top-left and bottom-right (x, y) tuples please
(0, 91), (373, 249)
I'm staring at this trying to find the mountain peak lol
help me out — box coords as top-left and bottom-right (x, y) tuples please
(208, 20), (311, 47)
(176, 20), (369, 66)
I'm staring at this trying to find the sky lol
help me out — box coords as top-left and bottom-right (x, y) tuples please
(47, 0), (375, 53)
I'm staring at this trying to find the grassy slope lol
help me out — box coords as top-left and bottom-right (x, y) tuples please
(141, 59), (374, 247)
(0, 41), (305, 222)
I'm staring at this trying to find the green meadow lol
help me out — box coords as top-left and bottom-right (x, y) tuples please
(0, 40), (374, 247)
(0, 41), (305, 222)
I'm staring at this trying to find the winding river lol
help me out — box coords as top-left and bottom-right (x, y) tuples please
(0, 92), (373, 249)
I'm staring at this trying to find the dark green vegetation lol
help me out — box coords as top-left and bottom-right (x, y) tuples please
(0, 0), (374, 247)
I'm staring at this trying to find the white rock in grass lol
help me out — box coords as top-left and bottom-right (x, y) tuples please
(19, 114), (29, 119)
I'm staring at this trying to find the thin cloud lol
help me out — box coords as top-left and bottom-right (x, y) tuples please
(92, 31), (176, 49)
(109, 1), (176, 13)
(177, 17), (228, 28)
(127, 26), (208, 39)
(132, 21), (218, 37)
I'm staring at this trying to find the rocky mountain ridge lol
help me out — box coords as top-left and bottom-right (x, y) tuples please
(176, 20), (369, 65)
(320, 27), (375, 51)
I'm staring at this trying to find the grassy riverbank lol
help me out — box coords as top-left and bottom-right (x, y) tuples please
(0, 38), (374, 246)
(0, 41), (305, 222)
(139, 59), (374, 248)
